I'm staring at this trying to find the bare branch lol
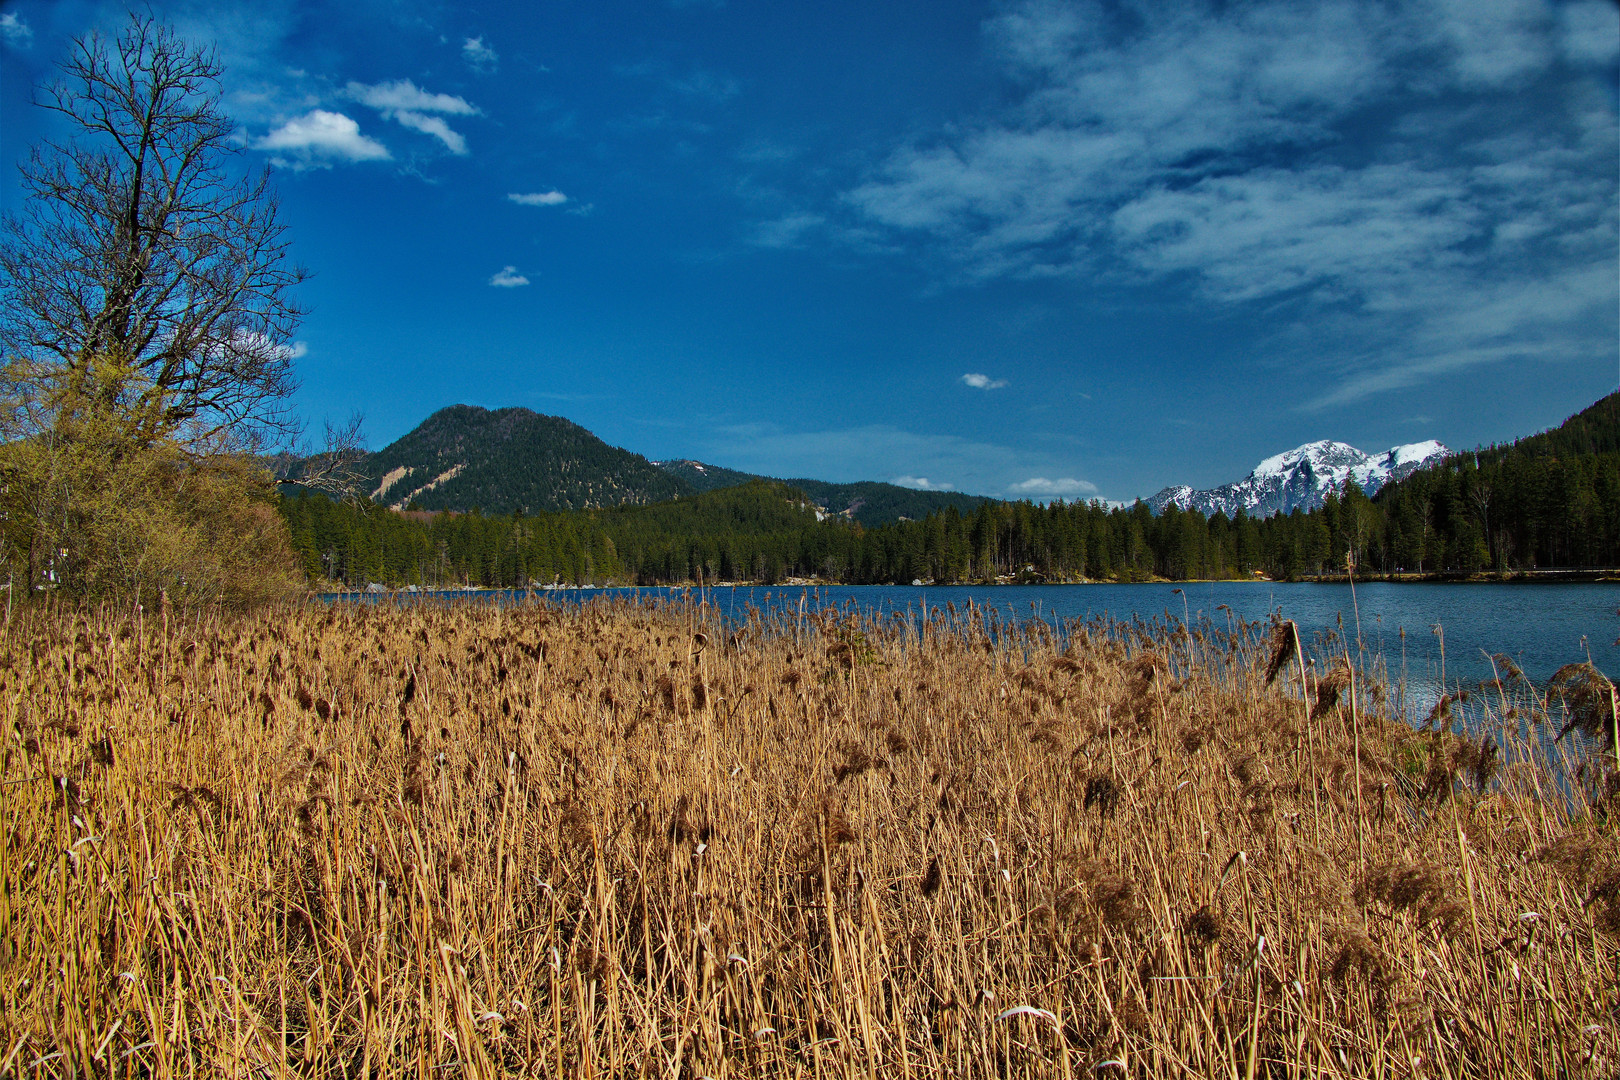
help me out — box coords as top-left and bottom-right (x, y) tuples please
(273, 412), (369, 500)
(0, 13), (306, 451)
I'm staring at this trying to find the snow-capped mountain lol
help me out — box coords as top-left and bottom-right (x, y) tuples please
(1146, 440), (1449, 519)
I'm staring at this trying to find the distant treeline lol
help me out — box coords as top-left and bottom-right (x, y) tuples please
(280, 434), (1615, 588)
(280, 393), (1618, 587)
(1373, 390), (1619, 572)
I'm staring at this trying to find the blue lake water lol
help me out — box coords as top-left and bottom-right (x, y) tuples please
(330, 581), (1618, 709)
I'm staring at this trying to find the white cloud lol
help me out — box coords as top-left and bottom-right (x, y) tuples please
(1560, 1), (1620, 67)
(391, 111), (468, 155)
(961, 373), (1009, 390)
(509, 191), (570, 207)
(489, 266), (530, 288)
(1307, 258), (1618, 407)
(1426, 0), (1553, 87)
(462, 36), (499, 73)
(694, 421), (1082, 498)
(345, 80), (478, 115)
(253, 111), (391, 166)
(847, 2), (1419, 277)
(841, 0), (1617, 405)
(892, 476), (955, 491)
(1008, 477), (1097, 498)
(210, 330), (305, 364)
(345, 80), (478, 155)
(0, 12), (33, 47)
(1109, 163), (1478, 303)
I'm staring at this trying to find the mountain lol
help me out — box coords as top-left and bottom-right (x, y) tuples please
(1472, 389), (1620, 462)
(653, 459), (760, 493)
(1373, 391), (1619, 571)
(781, 479), (994, 527)
(282, 406), (998, 524)
(1147, 439), (1449, 518)
(652, 459), (994, 526)
(354, 405), (691, 514)
(281, 391), (1618, 586)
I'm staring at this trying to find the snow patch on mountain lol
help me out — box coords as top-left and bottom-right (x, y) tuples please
(1389, 440), (1446, 468)
(1147, 440), (1450, 519)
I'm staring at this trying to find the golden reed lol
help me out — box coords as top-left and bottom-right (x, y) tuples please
(2, 597), (1615, 1077)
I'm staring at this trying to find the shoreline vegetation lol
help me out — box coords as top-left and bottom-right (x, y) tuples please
(7, 597), (1616, 1076)
(317, 566), (1620, 594)
(275, 392), (1618, 597)
(279, 477), (1620, 594)
(279, 425), (1620, 595)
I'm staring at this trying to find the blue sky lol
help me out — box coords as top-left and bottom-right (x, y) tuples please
(2, 0), (1616, 502)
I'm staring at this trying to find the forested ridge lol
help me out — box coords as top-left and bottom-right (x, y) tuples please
(654, 455), (994, 525)
(345, 405), (689, 513)
(1374, 391), (1620, 571)
(281, 392), (1620, 588)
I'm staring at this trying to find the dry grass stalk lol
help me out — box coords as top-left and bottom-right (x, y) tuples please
(1549, 662), (1619, 756)
(1, 596), (1616, 1077)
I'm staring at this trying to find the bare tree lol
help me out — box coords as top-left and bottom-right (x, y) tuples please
(0, 14), (306, 451)
(271, 411), (372, 499)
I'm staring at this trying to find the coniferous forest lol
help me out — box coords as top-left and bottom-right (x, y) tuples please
(280, 393), (1620, 588)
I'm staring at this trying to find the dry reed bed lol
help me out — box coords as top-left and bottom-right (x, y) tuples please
(2, 597), (1616, 1078)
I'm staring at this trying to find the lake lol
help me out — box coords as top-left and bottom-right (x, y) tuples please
(332, 581), (1618, 713)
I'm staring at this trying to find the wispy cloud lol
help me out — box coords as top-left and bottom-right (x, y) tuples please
(0, 12), (33, 48)
(750, 212), (824, 249)
(462, 36), (499, 73)
(670, 69), (740, 103)
(694, 421), (1086, 498)
(840, 0), (1618, 406)
(392, 111), (467, 155)
(509, 191), (570, 207)
(614, 60), (741, 114)
(1008, 477), (1097, 498)
(254, 111), (391, 167)
(892, 476), (955, 491)
(345, 80), (479, 155)
(1306, 260), (1618, 408)
(737, 139), (802, 165)
(961, 373), (1008, 390)
(345, 80), (479, 115)
(489, 266), (530, 288)
(1560, 2), (1620, 66)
